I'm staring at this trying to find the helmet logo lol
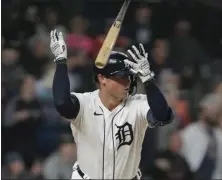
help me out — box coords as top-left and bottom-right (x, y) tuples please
(109, 59), (117, 64)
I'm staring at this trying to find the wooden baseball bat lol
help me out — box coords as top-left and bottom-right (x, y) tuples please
(95, 0), (131, 69)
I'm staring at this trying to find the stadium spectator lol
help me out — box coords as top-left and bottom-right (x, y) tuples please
(66, 15), (95, 57)
(180, 93), (222, 180)
(3, 75), (43, 167)
(2, 152), (33, 179)
(42, 134), (77, 179)
(149, 131), (192, 180)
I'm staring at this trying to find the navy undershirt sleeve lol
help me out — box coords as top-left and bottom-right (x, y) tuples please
(52, 62), (80, 119)
(144, 81), (174, 125)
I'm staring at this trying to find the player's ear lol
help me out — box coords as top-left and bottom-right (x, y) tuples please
(97, 74), (107, 86)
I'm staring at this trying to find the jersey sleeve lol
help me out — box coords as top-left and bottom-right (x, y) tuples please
(70, 92), (87, 126)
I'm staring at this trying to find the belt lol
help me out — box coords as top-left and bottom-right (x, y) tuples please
(76, 166), (87, 179)
(76, 165), (139, 180)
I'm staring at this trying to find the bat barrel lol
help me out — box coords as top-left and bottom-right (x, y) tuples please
(95, 61), (105, 69)
(94, 0), (131, 69)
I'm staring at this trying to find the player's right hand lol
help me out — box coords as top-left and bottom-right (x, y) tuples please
(50, 29), (67, 62)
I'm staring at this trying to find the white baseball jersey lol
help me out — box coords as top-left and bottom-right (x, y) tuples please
(70, 90), (150, 179)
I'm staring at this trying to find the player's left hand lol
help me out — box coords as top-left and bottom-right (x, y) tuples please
(50, 29), (67, 62)
(124, 43), (154, 83)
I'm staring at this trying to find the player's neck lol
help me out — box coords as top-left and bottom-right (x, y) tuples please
(99, 90), (122, 111)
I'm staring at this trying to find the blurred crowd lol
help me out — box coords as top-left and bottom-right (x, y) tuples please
(1, 0), (222, 180)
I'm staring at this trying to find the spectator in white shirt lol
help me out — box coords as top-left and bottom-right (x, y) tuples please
(180, 93), (222, 180)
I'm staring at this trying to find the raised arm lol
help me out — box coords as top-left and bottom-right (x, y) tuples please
(144, 81), (173, 127)
(50, 29), (80, 119)
(125, 44), (174, 127)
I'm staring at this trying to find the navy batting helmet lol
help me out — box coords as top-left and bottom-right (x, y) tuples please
(94, 51), (137, 95)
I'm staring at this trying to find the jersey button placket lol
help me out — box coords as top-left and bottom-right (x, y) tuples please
(105, 115), (115, 179)
(104, 149), (113, 178)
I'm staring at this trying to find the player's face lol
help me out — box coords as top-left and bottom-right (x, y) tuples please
(106, 75), (131, 99)
(98, 74), (131, 99)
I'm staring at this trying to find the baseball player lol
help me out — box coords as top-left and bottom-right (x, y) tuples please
(50, 29), (174, 179)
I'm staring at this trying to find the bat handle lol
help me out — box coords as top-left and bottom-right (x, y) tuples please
(116, 0), (131, 22)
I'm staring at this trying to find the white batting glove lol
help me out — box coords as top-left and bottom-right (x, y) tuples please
(124, 44), (154, 83)
(50, 29), (67, 62)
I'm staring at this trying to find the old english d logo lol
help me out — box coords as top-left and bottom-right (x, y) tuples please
(115, 122), (134, 150)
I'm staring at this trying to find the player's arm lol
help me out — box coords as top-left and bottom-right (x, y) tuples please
(125, 44), (174, 127)
(50, 29), (80, 119)
(144, 81), (173, 127)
